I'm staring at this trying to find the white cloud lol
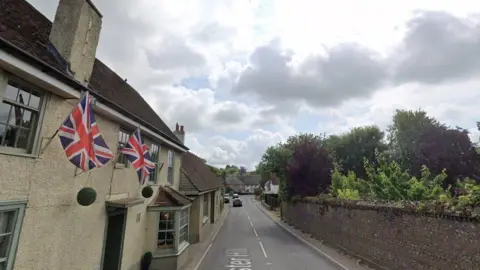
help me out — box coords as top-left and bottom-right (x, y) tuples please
(27, 0), (480, 170)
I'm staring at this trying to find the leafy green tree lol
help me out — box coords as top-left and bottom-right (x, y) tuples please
(326, 125), (386, 178)
(387, 109), (440, 170)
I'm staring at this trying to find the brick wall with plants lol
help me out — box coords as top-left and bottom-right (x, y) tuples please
(256, 109), (480, 270)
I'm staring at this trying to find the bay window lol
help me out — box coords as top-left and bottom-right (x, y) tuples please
(155, 207), (190, 254)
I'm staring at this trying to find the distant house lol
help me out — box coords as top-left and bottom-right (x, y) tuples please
(263, 174), (280, 208)
(225, 175), (245, 192)
(241, 175), (261, 193)
(264, 174), (280, 195)
(179, 151), (224, 244)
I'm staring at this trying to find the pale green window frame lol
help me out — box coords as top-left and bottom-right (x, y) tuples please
(0, 200), (26, 270)
(0, 72), (48, 157)
(148, 143), (160, 184)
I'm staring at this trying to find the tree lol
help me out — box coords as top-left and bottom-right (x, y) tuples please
(285, 138), (334, 197)
(207, 165), (220, 175)
(239, 166), (247, 176)
(326, 125), (386, 178)
(413, 125), (480, 187)
(387, 109), (441, 170)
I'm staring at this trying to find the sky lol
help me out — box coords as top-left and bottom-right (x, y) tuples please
(27, 0), (480, 170)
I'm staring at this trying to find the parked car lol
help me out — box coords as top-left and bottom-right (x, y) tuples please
(224, 195), (230, 203)
(232, 198), (243, 207)
(232, 193), (239, 199)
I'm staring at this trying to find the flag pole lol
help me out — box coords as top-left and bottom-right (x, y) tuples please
(39, 91), (88, 156)
(39, 129), (59, 156)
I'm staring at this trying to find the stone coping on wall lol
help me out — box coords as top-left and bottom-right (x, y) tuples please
(290, 196), (480, 222)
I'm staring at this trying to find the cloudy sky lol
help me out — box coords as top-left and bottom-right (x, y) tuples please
(28, 0), (480, 170)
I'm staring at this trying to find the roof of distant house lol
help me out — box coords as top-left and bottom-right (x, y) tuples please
(241, 175), (261, 186)
(0, 0), (187, 150)
(225, 176), (245, 186)
(149, 186), (192, 207)
(179, 152), (221, 193)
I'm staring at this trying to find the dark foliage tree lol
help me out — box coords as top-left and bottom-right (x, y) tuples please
(413, 125), (480, 187)
(285, 140), (334, 197)
(239, 166), (247, 176)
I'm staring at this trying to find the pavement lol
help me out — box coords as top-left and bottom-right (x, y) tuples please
(195, 195), (360, 270)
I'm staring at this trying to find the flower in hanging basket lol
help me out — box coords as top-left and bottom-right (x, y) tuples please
(142, 186), (154, 198)
(77, 187), (97, 206)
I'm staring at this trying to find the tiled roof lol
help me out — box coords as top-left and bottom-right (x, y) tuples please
(149, 186), (192, 207)
(241, 175), (261, 186)
(0, 0), (186, 150)
(180, 152), (221, 192)
(226, 176), (245, 186)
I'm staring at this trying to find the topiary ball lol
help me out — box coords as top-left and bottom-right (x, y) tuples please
(77, 187), (97, 206)
(142, 186), (154, 198)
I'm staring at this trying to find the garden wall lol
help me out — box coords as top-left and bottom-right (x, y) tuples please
(281, 200), (480, 270)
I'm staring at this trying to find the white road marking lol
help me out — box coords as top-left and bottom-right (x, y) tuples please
(244, 201), (268, 258)
(259, 241), (268, 258)
(252, 225), (259, 238)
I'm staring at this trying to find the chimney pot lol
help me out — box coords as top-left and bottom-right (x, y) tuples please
(173, 123), (185, 144)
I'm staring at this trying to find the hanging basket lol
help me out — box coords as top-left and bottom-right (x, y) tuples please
(142, 186), (154, 198)
(77, 187), (97, 206)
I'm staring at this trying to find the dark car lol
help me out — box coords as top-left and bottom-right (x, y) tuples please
(232, 198), (243, 207)
(224, 195), (230, 203)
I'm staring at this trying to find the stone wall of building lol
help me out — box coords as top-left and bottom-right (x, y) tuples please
(281, 200), (479, 270)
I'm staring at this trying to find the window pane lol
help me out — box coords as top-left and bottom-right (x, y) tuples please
(29, 90), (41, 109)
(0, 124), (6, 144)
(0, 103), (13, 125)
(0, 211), (15, 260)
(157, 231), (174, 249)
(158, 221), (167, 231)
(17, 90), (28, 105)
(21, 110), (35, 129)
(15, 128), (31, 149)
(3, 84), (18, 101)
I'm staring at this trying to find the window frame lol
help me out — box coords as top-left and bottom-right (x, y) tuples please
(0, 200), (26, 270)
(178, 209), (189, 245)
(116, 129), (130, 167)
(155, 207), (190, 255)
(0, 74), (47, 156)
(148, 143), (160, 184)
(203, 194), (209, 222)
(167, 150), (174, 185)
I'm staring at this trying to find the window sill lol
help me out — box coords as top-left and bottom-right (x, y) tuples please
(202, 216), (209, 225)
(0, 149), (37, 159)
(114, 163), (127, 169)
(154, 242), (189, 258)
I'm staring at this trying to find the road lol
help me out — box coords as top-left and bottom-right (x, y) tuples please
(198, 195), (340, 270)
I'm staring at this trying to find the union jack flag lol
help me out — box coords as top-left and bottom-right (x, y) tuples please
(120, 128), (156, 184)
(58, 92), (114, 171)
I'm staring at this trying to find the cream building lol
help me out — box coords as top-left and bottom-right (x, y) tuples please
(0, 0), (223, 269)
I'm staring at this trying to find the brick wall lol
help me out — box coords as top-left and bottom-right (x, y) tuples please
(281, 200), (480, 270)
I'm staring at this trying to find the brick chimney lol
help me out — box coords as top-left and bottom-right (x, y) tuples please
(49, 0), (102, 83)
(173, 123), (185, 144)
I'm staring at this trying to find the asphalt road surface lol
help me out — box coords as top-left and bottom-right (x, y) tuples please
(198, 195), (340, 270)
